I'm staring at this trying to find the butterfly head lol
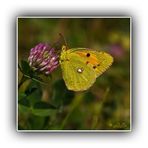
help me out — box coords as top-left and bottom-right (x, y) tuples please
(60, 45), (71, 64)
(62, 45), (67, 51)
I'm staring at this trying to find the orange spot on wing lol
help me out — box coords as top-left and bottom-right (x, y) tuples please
(76, 51), (99, 65)
(76, 51), (86, 57)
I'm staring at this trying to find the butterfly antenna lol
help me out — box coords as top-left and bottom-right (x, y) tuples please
(48, 34), (64, 53)
(59, 33), (68, 50)
(50, 36), (61, 49)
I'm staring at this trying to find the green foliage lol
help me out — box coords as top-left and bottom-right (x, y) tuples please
(32, 101), (57, 117)
(19, 60), (46, 85)
(52, 79), (75, 107)
(21, 60), (31, 75)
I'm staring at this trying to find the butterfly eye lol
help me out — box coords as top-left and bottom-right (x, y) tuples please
(77, 68), (83, 73)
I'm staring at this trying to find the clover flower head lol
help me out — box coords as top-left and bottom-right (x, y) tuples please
(28, 43), (59, 75)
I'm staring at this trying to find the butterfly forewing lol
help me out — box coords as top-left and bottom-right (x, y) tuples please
(71, 49), (113, 77)
(94, 51), (113, 76)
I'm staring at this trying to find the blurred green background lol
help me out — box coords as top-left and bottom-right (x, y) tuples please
(18, 18), (130, 130)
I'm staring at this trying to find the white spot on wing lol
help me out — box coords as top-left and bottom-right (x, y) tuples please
(77, 68), (83, 73)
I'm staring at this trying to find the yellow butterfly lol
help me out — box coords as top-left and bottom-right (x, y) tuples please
(60, 45), (113, 91)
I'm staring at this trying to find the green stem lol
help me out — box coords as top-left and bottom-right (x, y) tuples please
(60, 93), (84, 130)
(103, 87), (110, 101)
(91, 87), (110, 129)
(18, 75), (28, 89)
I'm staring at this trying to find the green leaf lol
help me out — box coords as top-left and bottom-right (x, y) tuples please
(32, 109), (56, 117)
(18, 98), (31, 113)
(18, 63), (23, 73)
(21, 60), (31, 75)
(18, 97), (30, 107)
(32, 101), (57, 117)
(19, 60), (47, 85)
(18, 104), (31, 113)
(26, 81), (42, 105)
(25, 87), (38, 96)
(18, 92), (27, 100)
(34, 101), (57, 109)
